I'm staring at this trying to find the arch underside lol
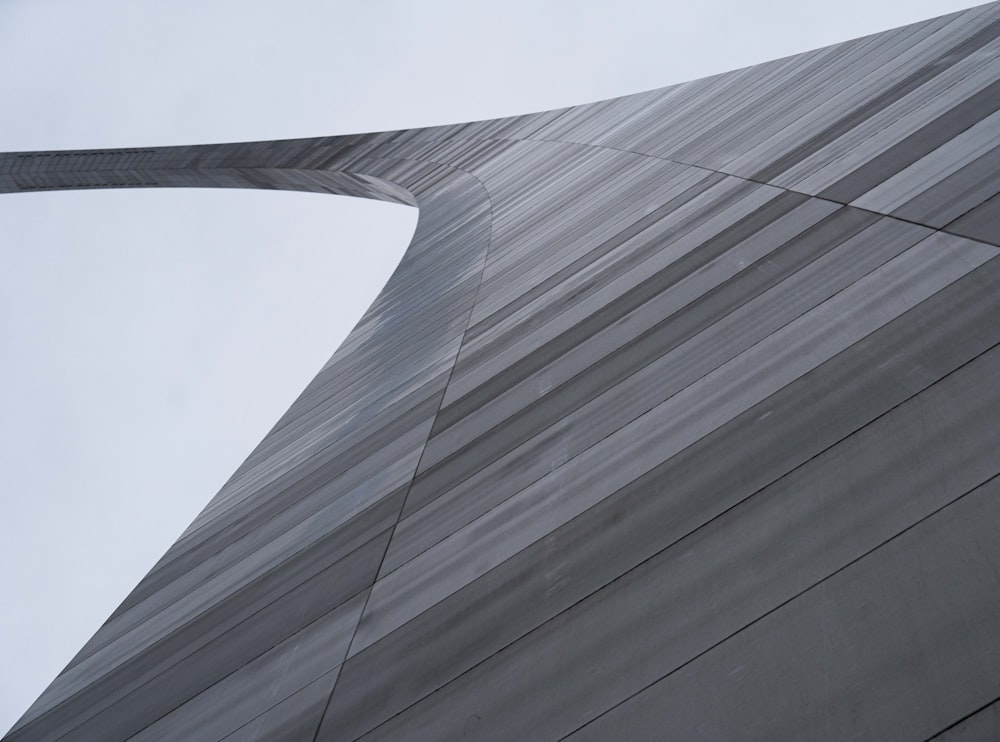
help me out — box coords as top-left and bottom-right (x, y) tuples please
(3, 4), (1000, 739)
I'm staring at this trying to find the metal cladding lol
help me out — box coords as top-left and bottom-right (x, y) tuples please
(4, 4), (1000, 740)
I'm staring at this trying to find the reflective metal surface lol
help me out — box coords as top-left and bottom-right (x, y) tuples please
(3, 4), (1000, 739)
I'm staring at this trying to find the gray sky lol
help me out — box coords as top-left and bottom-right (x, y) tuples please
(0, 0), (979, 733)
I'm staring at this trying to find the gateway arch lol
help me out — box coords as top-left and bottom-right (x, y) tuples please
(3, 3), (1000, 739)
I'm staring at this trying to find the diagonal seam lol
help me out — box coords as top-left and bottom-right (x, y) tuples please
(309, 161), (497, 742)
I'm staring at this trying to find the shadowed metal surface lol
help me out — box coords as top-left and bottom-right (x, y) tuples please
(3, 3), (1000, 740)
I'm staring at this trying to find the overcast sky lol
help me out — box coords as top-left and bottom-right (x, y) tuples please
(0, 0), (980, 733)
